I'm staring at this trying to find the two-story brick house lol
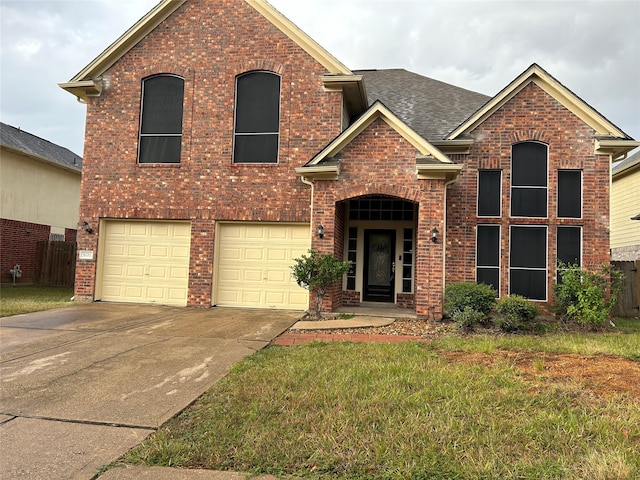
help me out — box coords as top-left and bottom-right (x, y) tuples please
(61, 0), (638, 317)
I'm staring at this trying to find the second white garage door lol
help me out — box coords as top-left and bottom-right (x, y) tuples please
(215, 223), (310, 310)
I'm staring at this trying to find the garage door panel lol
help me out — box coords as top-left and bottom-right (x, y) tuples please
(129, 245), (147, 257)
(99, 221), (191, 307)
(241, 291), (262, 303)
(267, 249), (287, 261)
(216, 223), (309, 310)
(171, 246), (190, 258)
(129, 224), (148, 236)
(243, 270), (263, 282)
(245, 249), (264, 261)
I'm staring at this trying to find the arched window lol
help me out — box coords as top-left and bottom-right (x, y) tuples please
(233, 71), (281, 164)
(510, 141), (548, 217)
(138, 74), (184, 164)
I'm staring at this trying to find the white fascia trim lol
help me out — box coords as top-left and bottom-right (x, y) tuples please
(247, 0), (352, 75)
(308, 102), (453, 166)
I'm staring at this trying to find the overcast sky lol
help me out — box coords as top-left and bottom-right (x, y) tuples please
(1, 0), (639, 157)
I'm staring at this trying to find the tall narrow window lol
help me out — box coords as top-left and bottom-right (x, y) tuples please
(402, 228), (414, 293)
(477, 170), (502, 217)
(511, 142), (548, 217)
(233, 71), (281, 164)
(476, 225), (500, 292)
(558, 170), (582, 218)
(510, 226), (547, 300)
(557, 226), (581, 282)
(346, 227), (358, 291)
(138, 75), (184, 164)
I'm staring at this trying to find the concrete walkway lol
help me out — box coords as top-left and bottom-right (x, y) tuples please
(0, 304), (299, 480)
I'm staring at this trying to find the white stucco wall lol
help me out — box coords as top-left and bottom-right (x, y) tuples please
(0, 148), (81, 229)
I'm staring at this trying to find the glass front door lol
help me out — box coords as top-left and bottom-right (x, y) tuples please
(364, 230), (395, 302)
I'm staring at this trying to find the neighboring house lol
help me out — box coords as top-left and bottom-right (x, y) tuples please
(611, 149), (640, 261)
(0, 122), (82, 284)
(60, 0), (638, 316)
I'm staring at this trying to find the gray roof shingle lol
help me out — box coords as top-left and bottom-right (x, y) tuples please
(612, 148), (640, 176)
(355, 69), (491, 141)
(1, 122), (82, 171)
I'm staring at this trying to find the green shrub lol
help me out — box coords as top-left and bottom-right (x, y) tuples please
(444, 282), (497, 317)
(552, 262), (624, 329)
(495, 295), (539, 332)
(291, 250), (351, 319)
(451, 306), (486, 332)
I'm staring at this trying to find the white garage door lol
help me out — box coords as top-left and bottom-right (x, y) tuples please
(98, 221), (191, 306)
(216, 223), (310, 310)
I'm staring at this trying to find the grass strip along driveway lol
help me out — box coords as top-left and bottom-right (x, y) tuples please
(0, 286), (74, 317)
(122, 323), (640, 480)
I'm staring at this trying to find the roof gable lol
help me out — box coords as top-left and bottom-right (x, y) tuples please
(59, 0), (354, 102)
(448, 63), (632, 141)
(307, 101), (453, 166)
(296, 102), (462, 181)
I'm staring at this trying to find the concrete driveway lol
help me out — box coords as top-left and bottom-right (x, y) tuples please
(0, 303), (299, 479)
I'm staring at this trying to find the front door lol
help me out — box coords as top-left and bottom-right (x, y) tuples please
(364, 230), (396, 302)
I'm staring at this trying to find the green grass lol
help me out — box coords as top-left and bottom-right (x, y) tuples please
(0, 285), (75, 317)
(123, 341), (640, 479)
(426, 318), (640, 361)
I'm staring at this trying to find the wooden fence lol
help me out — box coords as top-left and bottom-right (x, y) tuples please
(611, 260), (639, 318)
(35, 241), (77, 288)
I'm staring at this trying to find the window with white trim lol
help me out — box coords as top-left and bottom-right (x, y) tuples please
(511, 142), (548, 217)
(476, 225), (500, 292)
(557, 170), (582, 218)
(557, 226), (582, 282)
(138, 74), (184, 164)
(477, 170), (501, 217)
(509, 225), (547, 300)
(233, 71), (281, 164)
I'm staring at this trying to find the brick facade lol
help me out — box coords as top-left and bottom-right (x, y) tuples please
(75, 0), (342, 304)
(310, 118), (447, 318)
(1, 219), (50, 284)
(71, 2), (621, 315)
(446, 82), (610, 302)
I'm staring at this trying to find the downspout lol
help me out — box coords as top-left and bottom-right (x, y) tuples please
(442, 176), (459, 315)
(300, 175), (314, 241)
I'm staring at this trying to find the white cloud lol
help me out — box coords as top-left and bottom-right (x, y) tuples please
(0, 0), (638, 155)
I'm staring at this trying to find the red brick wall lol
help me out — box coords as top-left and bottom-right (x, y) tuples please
(1, 219), (50, 284)
(446, 82), (610, 303)
(311, 118), (447, 317)
(76, 0), (343, 304)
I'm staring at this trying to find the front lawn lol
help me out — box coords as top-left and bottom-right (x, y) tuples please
(122, 333), (640, 479)
(0, 285), (75, 317)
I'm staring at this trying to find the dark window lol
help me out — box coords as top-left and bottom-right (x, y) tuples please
(478, 170), (501, 217)
(233, 71), (281, 164)
(138, 75), (184, 164)
(346, 228), (357, 291)
(476, 225), (500, 292)
(557, 226), (581, 282)
(349, 197), (414, 221)
(402, 229), (414, 293)
(509, 226), (547, 300)
(558, 170), (582, 218)
(511, 142), (548, 217)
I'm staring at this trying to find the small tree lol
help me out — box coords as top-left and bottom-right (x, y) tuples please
(291, 250), (351, 319)
(553, 262), (624, 329)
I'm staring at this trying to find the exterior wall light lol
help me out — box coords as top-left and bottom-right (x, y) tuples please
(82, 221), (94, 234)
(431, 227), (439, 243)
(316, 224), (325, 239)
